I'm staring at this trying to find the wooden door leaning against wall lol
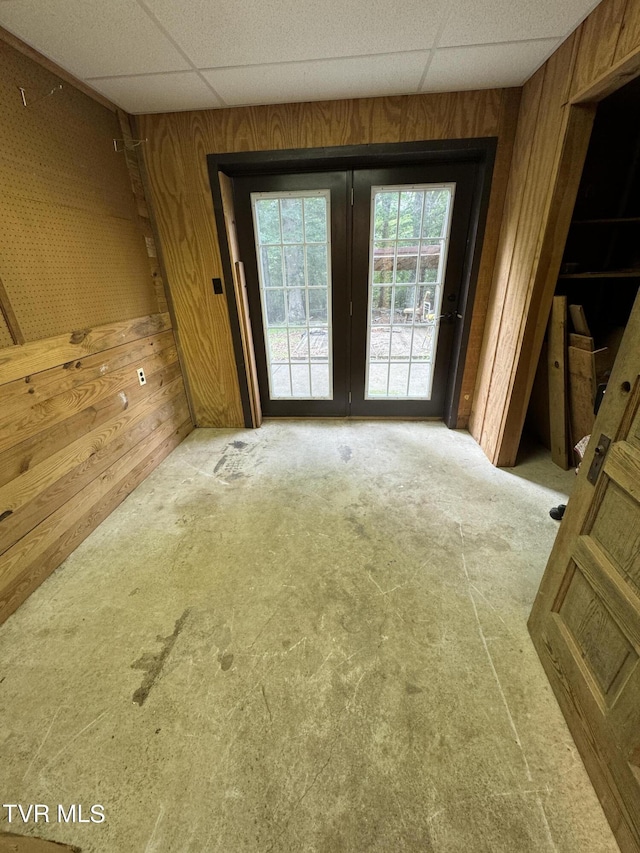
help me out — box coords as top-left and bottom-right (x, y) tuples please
(529, 288), (640, 853)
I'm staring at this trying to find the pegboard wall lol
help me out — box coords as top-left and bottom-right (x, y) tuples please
(0, 41), (158, 344)
(0, 312), (12, 349)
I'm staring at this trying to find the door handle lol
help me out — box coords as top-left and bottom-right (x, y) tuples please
(437, 311), (462, 322)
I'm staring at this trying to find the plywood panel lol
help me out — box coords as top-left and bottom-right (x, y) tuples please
(470, 0), (640, 466)
(0, 40), (157, 341)
(494, 102), (595, 466)
(571, 0), (627, 98)
(616, 0), (640, 62)
(457, 87), (522, 426)
(469, 73), (545, 442)
(472, 35), (580, 463)
(0, 313), (193, 623)
(139, 88), (516, 428)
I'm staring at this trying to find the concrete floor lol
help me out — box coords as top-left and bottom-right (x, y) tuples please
(0, 421), (620, 853)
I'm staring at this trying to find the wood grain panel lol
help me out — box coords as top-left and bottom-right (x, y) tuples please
(616, 0), (640, 62)
(478, 35), (579, 465)
(0, 330), (174, 424)
(469, 75), (545, 441)
(495, 102), (595, 466)
(139, 89), (515, 428)
(571, 0), (627, 98)
(456, 88), (522, 426)
(470, 0), (640, 466)
(0, 313), (171, 386)
(0, 419), (191, 625)
(0, 390), (189, 556)
(0, 344), (178, 455)
(0, 313), (193, 623)
(0, 361), (183, 491)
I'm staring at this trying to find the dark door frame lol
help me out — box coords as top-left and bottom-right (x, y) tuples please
(207, 138), (497, 428)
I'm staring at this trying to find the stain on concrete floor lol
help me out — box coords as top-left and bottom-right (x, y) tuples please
(131, 609), (190, 706)
(0, 422), (620, 852)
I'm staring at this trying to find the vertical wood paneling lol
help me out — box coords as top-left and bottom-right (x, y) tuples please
(571, 0), (627, 98)
(457, 88), (522, 426)
(479, 35), (580, 464)
(472, 0), (640, 466)
(139, 89), (515, 428)
(469, 71), (546, 443)
(616, 0), (640, 61)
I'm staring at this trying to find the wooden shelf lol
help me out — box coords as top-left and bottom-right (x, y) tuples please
(559, 270), (640, 279)
(572, 217), (640, 224)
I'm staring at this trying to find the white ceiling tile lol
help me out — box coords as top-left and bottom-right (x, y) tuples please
(202, 53), (430, 108)
(439, 0), (600, 47)
(0, 0), (190, 77)
(423, 40), (561, 92)
(88, 72), (221, 114)
(143, 0), (447, 67)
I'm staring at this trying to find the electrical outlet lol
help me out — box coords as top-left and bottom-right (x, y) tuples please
(137, 367), (146, 386)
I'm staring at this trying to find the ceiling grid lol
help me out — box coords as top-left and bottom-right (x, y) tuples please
(0, 0), (603, 113)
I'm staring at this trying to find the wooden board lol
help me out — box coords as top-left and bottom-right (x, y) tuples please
(615, 0), (640, 63)
(529, 289), (640, 853)
(0, 314), (193, 623)
(470, 34), (592, 465)
(218, 171), (261, 427)
(0, 313), (171, 387)
(0, 40), (157, 342)
(548, 296), (570, 469)
(570, 0), (627, 99)
(568, 345), (602, 448)
(138, 88), (518, 428)
(570, 332), (595, 350)
(569, 304), (591, 335)
(469, 75), (546, 444)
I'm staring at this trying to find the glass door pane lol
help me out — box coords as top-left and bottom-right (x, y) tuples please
(365, 184), (454, 400)
(251, 190), (332, 400)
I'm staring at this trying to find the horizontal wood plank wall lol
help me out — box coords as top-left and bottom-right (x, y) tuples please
(470, 0), (640, 466)
(138, 89), (521, 428)
(0, 313), (193, 624)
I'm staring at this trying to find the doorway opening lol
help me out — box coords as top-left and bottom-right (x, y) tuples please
(208, 140), (496, 426)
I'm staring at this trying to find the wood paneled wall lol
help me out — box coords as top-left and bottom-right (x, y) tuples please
(138, 89), (521, 428)
(0, 39), (158, 343)
(470, 0), (640, 466)
(0, 313), (192, 624)
(0, 33), (194, 621)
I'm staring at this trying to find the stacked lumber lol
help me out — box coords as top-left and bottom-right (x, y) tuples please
(0, 313), (193, 624)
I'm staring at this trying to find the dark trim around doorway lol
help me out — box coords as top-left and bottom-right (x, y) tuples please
(207, 137), (497, 428)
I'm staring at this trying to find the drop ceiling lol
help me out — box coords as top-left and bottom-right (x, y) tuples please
(0, 0), (601, 114)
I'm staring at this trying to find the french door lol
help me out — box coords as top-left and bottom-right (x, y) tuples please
(233, 163), (476, 418)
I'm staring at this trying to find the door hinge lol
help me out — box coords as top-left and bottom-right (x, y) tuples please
(587, 433), (611, 485)
(350, 301), (353, 317)
(351, 187), (354, 206)
(349, 391), (352, 403)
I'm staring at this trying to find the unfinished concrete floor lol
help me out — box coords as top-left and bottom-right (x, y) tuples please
(0, 421), (620, 852)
